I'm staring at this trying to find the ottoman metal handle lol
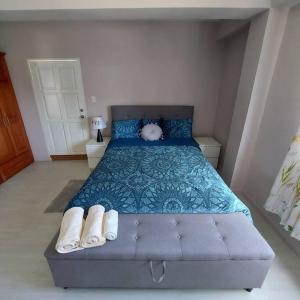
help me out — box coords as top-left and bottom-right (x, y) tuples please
(149, 260), (167, 283)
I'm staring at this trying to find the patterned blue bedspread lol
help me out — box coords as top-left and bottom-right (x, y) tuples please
(66, 138), (251, 220)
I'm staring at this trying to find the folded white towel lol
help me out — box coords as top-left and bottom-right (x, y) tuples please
(103, 210), (118, 240)
(80, 205), (106, 248)
(55, 207), (84, 254)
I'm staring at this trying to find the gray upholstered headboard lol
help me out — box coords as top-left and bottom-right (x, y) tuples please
(111, 105), (194, 121)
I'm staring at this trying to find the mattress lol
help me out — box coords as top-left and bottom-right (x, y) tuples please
(65, 138), (251, 220)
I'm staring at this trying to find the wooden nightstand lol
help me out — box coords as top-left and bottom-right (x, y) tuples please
(86, 137), (110, 169)
(194, 137), (221, 169)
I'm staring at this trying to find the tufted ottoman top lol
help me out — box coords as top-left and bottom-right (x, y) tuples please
(45, 213), (274, 261)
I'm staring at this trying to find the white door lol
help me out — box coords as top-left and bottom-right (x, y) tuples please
(28, 59), (89, 155)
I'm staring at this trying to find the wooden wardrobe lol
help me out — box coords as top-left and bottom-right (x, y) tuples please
(0, 52), (33, 183)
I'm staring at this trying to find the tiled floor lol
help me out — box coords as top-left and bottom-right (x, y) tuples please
(0, 161), (299, 300)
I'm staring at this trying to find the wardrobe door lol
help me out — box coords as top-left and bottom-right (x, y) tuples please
(0, 52), (33, 183)
(0, 53), (10, 82)
(0, 81), (31, 155)
(0, 107), (15, 164)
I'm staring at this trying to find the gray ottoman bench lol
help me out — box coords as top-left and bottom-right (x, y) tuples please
(44, 213), (275, 290)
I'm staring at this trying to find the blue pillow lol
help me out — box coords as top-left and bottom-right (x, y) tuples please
(163, 118), (192, 138)
(111, 119), (141, 140)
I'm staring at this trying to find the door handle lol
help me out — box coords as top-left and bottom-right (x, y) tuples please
(80, 115), (85, 119)
(1, 116), (9, 127)
(5, 116), (10, 127)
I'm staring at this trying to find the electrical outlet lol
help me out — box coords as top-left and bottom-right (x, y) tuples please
(91, 96), (97, 103)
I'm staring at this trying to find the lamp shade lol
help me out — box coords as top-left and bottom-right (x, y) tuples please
(91, 116), (106, 130)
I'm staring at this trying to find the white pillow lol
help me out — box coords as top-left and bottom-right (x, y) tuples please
(141, 124), (163, 141)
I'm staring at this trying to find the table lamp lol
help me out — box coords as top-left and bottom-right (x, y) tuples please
(91, 116), (106, 143)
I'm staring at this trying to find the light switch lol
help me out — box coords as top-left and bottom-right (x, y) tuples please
(91, 96), (97, 103)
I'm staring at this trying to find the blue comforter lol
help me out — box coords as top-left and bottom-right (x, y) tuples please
(66, 138), (251, 220)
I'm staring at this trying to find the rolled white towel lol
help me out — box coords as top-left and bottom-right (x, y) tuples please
(103, 210), (118, 240)
(55, 207), (84, 254)
(80, 205), (106, 248)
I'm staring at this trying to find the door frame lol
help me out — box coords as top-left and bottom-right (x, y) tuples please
(28, 58), (89, 158)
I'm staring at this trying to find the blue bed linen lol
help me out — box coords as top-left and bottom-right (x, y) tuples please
(65, 138), (251, 220)
(111, 119), (141, 139)
(163, 119), (192, 138)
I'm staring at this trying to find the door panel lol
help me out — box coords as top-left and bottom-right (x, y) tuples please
(49, 122), (69, 154)
(29, 60), (89, 155)
(62, 93), (80, 119)
(0, 57), (9, 82)
(67, 122), (87, 153)
(58, 66), (76, 90)
(38, 65), (57, 90)
(0, 83), (30, 155)
(0, 108), (15, 164)
(8, 118), (30, 154)
(44, 93), (62, 120)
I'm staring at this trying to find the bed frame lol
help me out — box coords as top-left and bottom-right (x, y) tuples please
(111, 105), (194, 121)
(45, 105), (274, 291)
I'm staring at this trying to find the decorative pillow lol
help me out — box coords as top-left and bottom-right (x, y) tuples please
(163, 118), (192, 138)
(141, 124), (163, 141)
(111, 119), (141, 140)
(142, 118), (162, 126)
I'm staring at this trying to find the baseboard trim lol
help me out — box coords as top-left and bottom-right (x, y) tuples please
(241, 190), (300, 257)
(50, 155), (87, 161)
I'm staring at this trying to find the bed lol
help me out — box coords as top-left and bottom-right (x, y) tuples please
(66, 106), (250, 218)
(45, 105), (274, 290)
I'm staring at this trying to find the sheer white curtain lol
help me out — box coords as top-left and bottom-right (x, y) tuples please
(265, 127), (300, 240)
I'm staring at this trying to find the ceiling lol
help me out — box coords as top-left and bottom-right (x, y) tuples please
(0, 8), (268, 22)
(0, 0), (298, 22)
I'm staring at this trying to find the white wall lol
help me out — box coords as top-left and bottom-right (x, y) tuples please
(221, 11), (268, 184)
(214, 26), (249, 171)
(230, 7), (289, 191)
(242, 4), (300, 254)
(0, 21), (223, 161)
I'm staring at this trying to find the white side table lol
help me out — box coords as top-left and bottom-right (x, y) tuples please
(194, 137), (221, 169)
(86, 137), (110, 169)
